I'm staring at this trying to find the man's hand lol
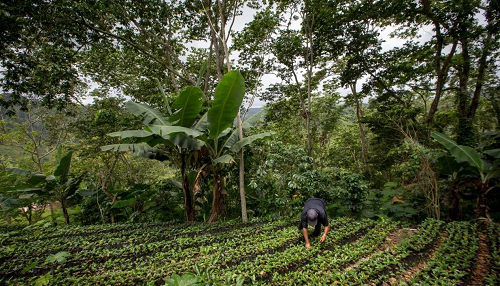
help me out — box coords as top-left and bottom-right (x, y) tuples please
(305, 243), (311, 249)
(320, 234), (327, 243)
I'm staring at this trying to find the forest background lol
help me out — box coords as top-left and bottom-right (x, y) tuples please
(1, 0), (499, 226)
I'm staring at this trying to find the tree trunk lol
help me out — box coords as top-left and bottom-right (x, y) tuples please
(61, 199), (70, 225)
(208, 171), (222, 223)
(181, 153), (195, 222)
(475, 184), (490, 222)
(48, 202), (57, 224)
(350, 83), (368, 169)
(237, 112), (248, 222)
(449, 187), (461, 221)
(456, 25), (475, 146)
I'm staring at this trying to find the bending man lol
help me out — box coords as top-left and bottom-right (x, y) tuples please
(299, 198), (329, 249)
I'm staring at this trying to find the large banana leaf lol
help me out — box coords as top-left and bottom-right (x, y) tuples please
(431, 131), (484, 171)
(54, 151), (72, 178)
(125, 101), (171, 126)
(6, 168), (47, 185)
(242, 107), (268, 130)
(193, 112), (208, 132)
(6, 167), (31, 176)
(101, 144), (168, 161)
(148, 125), (203, 138)
(168, 134), (204, 150)
(484, 149), (500, 159)
(223, 107), (269, 149)
(169, 86), (203, 127)
(107, 130), (153, 138)
(208, 71), (245, 139)
(213, 154), (235, 164)
(101, 144), (158, 152)
(229, 132), (274, 153)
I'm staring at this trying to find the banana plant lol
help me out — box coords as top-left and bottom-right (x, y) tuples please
(431, 131), (500, 220)
(101, 85), (205, 221)
(102, 71), (273, 222)
(6, 149), (83, 224)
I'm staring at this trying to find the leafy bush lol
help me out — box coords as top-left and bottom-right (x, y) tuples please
(327, 169), (369, 217)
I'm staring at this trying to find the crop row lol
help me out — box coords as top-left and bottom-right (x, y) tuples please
(265, 220), (398, 285)
(2, 218), (497, 286)
(401, 221), (478, 285)
(1, 220), (293, 282)
(486, 223), (500, 286)
(208, 218), (376, 284)
(2, 218), (350, 285)
(1, 219), (271, 260)
(325, 218), (444, 285)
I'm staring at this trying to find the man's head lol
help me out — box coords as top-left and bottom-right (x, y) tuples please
(306, 209), (318, 226)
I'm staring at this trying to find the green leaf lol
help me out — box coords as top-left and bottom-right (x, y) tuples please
(77, 190), (97, 197)
(242, 107), (268, 130)
(54, 151), (72, 178)
(125, 101), (171, 126)
(26, 174), (47, 185)
(148, 125), (203, 138)
(165, 273), (199, 286)
(46, 251), (71, 263)
(6, 167), (31, 176)
(101, 144), (169, 161)
(169, 86), (204, 127)
(168, 134), (203, 150)
(101, 144), (156, 152)
(484, 149), (500, 159)
(34, 273), (52, 286)
(222, 130), (240, 150)
(213, 154), (235, 164)
(229, 132), (274, 153)
(431, 131), (484, 171)
(21, 261), (38, 274)
(107, 130), (153, 138)
(111, 198), (137, 209)
(208, 71), (245, 139)
(193, 113), (209, 132)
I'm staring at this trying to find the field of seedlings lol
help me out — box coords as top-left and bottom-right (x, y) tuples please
(1, 217), (499, 285)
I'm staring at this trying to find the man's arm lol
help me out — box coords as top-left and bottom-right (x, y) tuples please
(320, 225), (329, 243)
(302, 228), (311, 249)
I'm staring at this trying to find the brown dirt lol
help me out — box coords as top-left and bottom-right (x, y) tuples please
(468, 233), (490, 285)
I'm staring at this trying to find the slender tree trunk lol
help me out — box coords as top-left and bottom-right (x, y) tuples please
(61, 199), (70, 225)
(181, 153), (195, 221)
(304, 1), (314, 158)
(422, 0), (458, 126)
(237, 112), (247, 222)
(449, 185), (462, 221)
(48, 203), (57, 224)
(456, 25), (475, 146)
(350, 82), (368, 169)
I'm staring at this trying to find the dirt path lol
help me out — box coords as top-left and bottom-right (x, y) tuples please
(467, 233), (490, 285)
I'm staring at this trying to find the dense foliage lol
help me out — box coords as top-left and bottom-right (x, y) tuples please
(1, 0), (499, 246)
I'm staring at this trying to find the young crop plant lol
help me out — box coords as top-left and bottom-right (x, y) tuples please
(329, 218), (443, 285)
(485, 223), (500, 286)
(404, 221), (479, 285)
(1, 218), (498, 286)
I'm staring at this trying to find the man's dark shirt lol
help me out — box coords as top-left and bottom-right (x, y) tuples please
(300, 198), (329, 229)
